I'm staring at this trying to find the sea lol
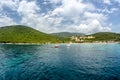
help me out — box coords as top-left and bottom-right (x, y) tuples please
(0, 43), (120, 80)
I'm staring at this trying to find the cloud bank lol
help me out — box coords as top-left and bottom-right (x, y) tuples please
(0, 0), (119, 34)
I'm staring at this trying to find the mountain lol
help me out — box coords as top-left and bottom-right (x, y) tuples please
(0, 25), (60, 43)
(89, 32), (120, 41)
(51, 32), (85, 38)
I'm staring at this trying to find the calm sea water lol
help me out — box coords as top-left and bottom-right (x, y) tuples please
(0, 43), (120, 80)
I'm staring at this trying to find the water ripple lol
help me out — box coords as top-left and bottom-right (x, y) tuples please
(0, 44), (120, 80)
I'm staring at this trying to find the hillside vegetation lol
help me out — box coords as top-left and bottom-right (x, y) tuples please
(51, 32), (85, 38)
(0, 25), (60, 43)
(0, 25), (120, 43)
(90, 32), (120, 41)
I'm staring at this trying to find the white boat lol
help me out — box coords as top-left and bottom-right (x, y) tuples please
(67, 44), (70, 47)
(66, 42), (72, 47)
(54, 45), (59, 48)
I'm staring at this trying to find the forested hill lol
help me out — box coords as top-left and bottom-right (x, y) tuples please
(89, 32), (120, 41)
(51, 32), (85, 38)
(0, 25), (60, 43)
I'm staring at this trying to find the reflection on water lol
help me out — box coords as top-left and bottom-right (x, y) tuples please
(0, 44), (120, 80)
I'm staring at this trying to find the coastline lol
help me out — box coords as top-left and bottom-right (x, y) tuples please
(0, 43), (44, 45)
(0, 42), (119, 45)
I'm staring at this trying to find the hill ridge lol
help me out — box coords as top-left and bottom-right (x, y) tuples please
(0, 25), (59, 43)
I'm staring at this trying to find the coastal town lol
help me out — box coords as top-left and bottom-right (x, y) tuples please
(70, 35), (119, 43)
(70, 36), (95, 42)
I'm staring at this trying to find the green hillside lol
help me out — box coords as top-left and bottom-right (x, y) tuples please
(51, 32), (85, 38)
(0, 26), (119, 43)
(89, 32), (120, 42)
(0, 25), (60, 43)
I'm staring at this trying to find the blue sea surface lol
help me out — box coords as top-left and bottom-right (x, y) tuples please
(0, 43), (120, 80)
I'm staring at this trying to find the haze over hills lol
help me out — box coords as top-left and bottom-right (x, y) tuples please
(0, 25), (60, 43)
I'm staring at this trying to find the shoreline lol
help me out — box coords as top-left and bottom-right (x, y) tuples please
(0, 42), (119, 45)
(0, 43), (46, 45)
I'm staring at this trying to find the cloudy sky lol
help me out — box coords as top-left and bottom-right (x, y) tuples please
(0, 0), (120, 34)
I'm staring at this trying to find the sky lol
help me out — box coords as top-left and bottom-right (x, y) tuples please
(0, 0), (120, 34)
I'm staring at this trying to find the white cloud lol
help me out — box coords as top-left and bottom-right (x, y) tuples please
(51, 0), (94, 17)
(0, 0), (112, 34)
(0, 0), (19, 11)
(84, 12), (107, 22)
(114, 0), (120, 3)
(0, 15), (16, 27)
(103, 0), (111, 5)
(17, 0), (54, 32)
(46, 0), (61, 4)
(97, 7), (119, 14)
(47, 0), (111, 33)
(0, 0), (18, 27)
(17, 0), (40, 15)
(66, 19), (111, 34)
